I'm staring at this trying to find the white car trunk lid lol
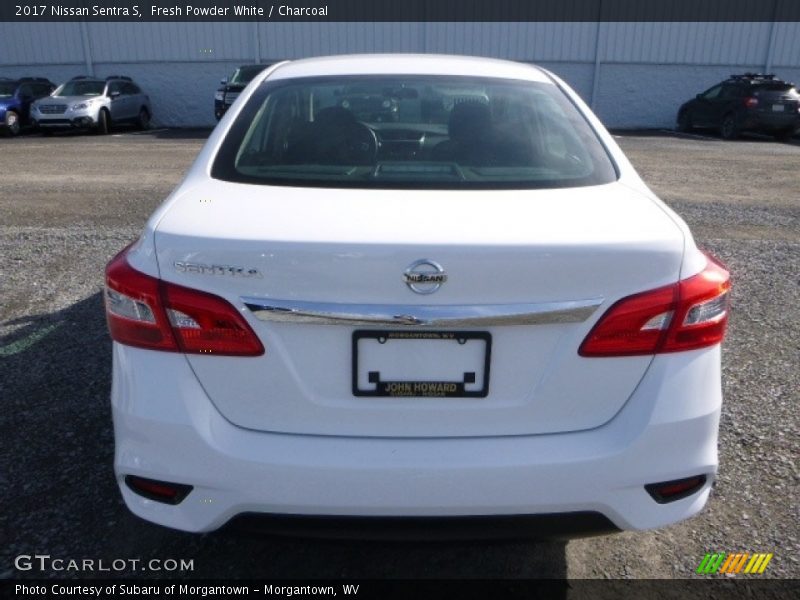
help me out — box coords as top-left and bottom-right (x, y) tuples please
(153, 180), (684, 437)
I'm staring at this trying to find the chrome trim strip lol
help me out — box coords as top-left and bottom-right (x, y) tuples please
(242, 297), (604, 327)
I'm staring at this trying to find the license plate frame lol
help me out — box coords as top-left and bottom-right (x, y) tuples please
(772, 104), (785, 112)
(352, 330), (491, 398)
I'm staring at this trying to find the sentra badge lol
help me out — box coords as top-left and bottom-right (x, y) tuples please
(174, 261), (262, 278)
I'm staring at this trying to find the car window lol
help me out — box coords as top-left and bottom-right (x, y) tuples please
(122, 82), (141, 95)
(107, 81), (124, 95)
(34, 83), (52, 97)
(0, 82), (17, 97)
(753, 82), (796, 93)
(18, 84), (34, 98)
(212, 75), (617, 190)
(56, 80), (105, 96)
(720, 84), (741, 99)
(702, 85), (723, 100)
(230, 66), (265, 85)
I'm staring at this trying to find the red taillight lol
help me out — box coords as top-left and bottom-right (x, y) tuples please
(579, 253), (730, 357)
(105, 247), (264, 356)
(743, 96), (759, 108)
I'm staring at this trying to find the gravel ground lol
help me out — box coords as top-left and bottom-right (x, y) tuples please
(0, 129), (797, 581)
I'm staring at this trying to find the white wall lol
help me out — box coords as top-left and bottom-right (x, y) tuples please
(1, 21), (798, 128)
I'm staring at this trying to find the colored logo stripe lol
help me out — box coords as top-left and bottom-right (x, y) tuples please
(697, 553), (726, 574)
(697, 552), (773, 574)
(744, 553), (773, 574)
(719, 553), (749, 573)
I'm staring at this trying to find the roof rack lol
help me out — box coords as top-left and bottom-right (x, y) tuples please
(730, 73), (777, 81)
(105, 75), (132, 82)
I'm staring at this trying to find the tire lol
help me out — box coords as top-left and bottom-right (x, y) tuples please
(774, 128), (796, 142)
(3, 110), (21, 136)
(95, 109), (110, 135)
(136, 108), (151, 131)
(720, 114), (739, 140)
(676, 110), (693, 133)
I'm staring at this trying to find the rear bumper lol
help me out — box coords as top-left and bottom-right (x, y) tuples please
(741, 111), (800, 132)
(222, 512), (619, 540)
(112, 344), (721, 535)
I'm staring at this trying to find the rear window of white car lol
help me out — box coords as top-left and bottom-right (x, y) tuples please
(212, 76), (617, 189)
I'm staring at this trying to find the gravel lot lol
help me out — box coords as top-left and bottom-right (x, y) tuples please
(0, 129), (797, 580)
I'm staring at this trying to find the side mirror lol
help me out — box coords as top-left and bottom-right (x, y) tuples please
(220, 77), (228, 85)
(110, 90), (121, 99)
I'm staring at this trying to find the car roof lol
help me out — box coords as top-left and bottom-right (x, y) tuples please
(726, 73), (793, 86)
(266, 54), (552, 84)
(67, 77), (106, 83)
(1, 77), (52, 84)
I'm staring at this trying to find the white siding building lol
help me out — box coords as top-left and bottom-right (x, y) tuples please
(1, 21), (799, 127)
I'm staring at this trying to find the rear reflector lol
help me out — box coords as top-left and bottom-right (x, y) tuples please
(105, 246), (264, 356)
(645, 475), (707, 504)
(124, 475), (193, 505)
(579, 252), (730, 357)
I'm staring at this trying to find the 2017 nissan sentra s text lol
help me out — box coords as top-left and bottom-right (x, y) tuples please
(105, 55), (730, 538)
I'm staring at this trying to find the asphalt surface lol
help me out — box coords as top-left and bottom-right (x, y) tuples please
(0, 127), (798, 580)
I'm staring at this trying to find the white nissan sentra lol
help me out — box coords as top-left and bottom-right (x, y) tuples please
(105, 55), (730, 537)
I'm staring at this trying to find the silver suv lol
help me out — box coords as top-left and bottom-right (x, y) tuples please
(32, 75), (152, 134)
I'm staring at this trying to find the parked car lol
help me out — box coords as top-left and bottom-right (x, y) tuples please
(106, 55), (731, 538)
(0, 77), (55, 136)
(32, 75), (151, 134)
(677, 73), (800, 140)
(214, 64), (270, 120)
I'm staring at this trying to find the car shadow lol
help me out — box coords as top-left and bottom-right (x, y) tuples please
(0, 293), (569, 584)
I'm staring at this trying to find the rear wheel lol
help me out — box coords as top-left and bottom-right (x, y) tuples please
(95, 109), (110, 135)
(774, 128), (796, 142)
(3, 110), (21, 136)
(136, 108), (151, 131)
(676, 110), (693, 133)
(720, 114), (739, 140)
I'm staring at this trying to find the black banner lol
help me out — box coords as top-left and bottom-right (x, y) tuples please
(2, 579), (800, 600)
(2, 0), (800, 22)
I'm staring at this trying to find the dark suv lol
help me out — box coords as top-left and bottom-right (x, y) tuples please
(0, 77), (56, 136)
(677, 73), (800, 140)
(214, 64), (270, 120)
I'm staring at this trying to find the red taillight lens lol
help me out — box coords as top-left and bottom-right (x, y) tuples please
(105, 247), (264, 356)
(743, 96), (759, 108)
(160, 283), (265, 355)
(579, 253), (730, 357)
(105, 247), (177, 351)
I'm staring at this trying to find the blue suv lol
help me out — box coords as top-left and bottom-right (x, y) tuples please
(0, 77), (56, 136)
